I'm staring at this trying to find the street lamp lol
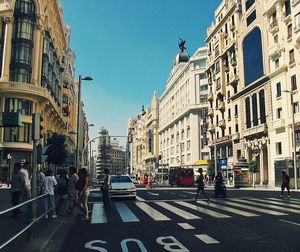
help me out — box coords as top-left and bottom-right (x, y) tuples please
(283, 90), (298, 190)
(7, 153), (12, 187)
(76, 75), (93, 169)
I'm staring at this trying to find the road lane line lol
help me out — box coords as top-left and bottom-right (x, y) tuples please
(177, 223), (195, 229)
(230, 199), (299, 214)
(211, 199), (287, 216)
(196, 200), (258, 217)
(175, 201), (231, 218)
(279, 219), (300, 226)
(195, 234), (220, 244)
(135, 202), (170, 221)
(268, 198), (300, 204)
(115, 203), (140, 223)
(248, 198), (300, 209)
(91, 203), (107, 224)
(136, 196), (146, 201)
(155, 202), (201, 220)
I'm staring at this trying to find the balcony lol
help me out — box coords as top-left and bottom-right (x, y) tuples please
(230, 57), (237, 66)
(268, 42), (284, 60)
(219, 101), (225, 111)
(229, 74), (239, 86)
(292, 0), (300, 6)
(224, 64), (229, 72)
(272, 119), (285, 130)
(232, 132), (240, 141)
(269, 19), (279, 34)
(230, 24), (236, 31)
(289, 58), (296, 67)
(243, 123), (268, 138)
(208, 124), (215, 132)
(282, 10), (292, 23)
(208, 140), (215, 147)
(208, 108), (214, 117)
(207, 92), (213, 101)
(218, 119), (226, 128)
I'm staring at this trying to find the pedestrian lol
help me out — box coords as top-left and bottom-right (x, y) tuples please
(36, 166), (45, 195)
(102, 168), (111, 208)
(10, 162), (23, 216)
(76, 168), (90, 220)
(19, 161), (31, 201)
(280, 169), (290, 198)
(56, 169), (69, 212)
(195, 168), (210, 202)
(42, 169), (58, 219)
(147, 173), (153, 189)
(58, 167), (79, 215)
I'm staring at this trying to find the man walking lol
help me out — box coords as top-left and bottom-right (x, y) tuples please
(20, 161), (31, 201)
(102, 168), (111, 208)
(280, 169), (290, 198)
(195, 168), (210, 202)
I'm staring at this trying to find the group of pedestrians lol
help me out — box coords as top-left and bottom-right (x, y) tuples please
(10, 164), (91, 221)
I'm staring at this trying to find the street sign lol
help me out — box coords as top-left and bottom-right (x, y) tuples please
(253, 146), (260, 157)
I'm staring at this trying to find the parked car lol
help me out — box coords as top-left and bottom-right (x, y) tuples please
(109, 175), (136, 200)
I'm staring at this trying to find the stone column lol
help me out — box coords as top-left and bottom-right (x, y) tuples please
(1, 16), (13, 81)
(259, 143), (264, 185)
(32, 17), (43, 85)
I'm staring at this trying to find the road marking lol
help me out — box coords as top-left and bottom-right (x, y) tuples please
(195, 234), (220, 244)
(148, 192), (159, 196)
(136, 196), (146, 201)
(249, 198), (300, 209)
(115, 203), (140, 223)
(177, 223), (195, 229)
(230, 199), (299, 214)
(268, 197), (300, 204)
(155, 202), (201, 220)
(212, 199), (287, 216)
(279, 219), (300, 226)
(175, 201), (231, 218)
(196, 200), (258, 217)
(184, 191), (196, 195)
(91, 203), (107, 224)
(89, 192), (101, 197)
(136, 202), (170, 221)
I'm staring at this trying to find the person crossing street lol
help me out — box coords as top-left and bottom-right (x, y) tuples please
(195, 168), (210, 202)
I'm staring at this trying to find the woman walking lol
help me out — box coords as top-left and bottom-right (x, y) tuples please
(195, 168), (210, 202)
(11, 163), (22, 216)
(77, 168), (90, 220)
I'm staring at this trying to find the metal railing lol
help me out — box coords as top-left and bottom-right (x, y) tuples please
(0, 193), (51, 250)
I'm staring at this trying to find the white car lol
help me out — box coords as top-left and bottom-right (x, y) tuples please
(109, 175), (136, 200)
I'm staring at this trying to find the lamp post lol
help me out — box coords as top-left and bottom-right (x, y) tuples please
(76, 75), (93, 170)
(7, 153), (12, 187)
(283, 90), (298, 190)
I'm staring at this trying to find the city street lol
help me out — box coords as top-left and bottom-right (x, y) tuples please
(3, 185), (299, 252)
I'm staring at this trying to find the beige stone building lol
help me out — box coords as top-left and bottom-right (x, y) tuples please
(0, 0), (85, 178)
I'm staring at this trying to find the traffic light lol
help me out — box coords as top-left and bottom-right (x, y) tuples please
(37, 144), (48, 164)
(32, 113), (44, 141)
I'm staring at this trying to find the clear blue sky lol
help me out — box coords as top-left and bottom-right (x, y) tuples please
(61, 0), (221, 148)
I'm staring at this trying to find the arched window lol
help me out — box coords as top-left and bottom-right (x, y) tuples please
(259, 90), (266, 124)
(243, 27), (264, 86)
(245, 97), (251, 128)
(252, 93), (258, 126)
(10, 0), (36, 83)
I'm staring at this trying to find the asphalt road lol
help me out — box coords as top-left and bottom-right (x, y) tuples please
(2, 186), (300, 252)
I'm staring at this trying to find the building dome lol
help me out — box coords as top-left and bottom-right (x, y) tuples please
(172, 52), (190, 68)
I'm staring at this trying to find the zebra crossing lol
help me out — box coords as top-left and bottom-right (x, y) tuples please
(90, 197), (300, 225)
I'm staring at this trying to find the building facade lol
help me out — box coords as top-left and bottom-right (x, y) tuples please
(159, 45), (209, 171)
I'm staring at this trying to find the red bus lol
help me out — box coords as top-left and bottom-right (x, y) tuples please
(169, 168), (194, 186)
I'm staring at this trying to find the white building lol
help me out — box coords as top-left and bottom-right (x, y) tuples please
(159, 45), (209, 169)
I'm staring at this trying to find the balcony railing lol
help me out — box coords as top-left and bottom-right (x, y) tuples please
(244, 123), (268, 137)
(208, 108), (214, 117)
(219, 101), (225, 111)
(269, 19), (279, 33)
(218, 119), (226, 128)
(208, 93), (213, 101)
(232, 132), (240, 141)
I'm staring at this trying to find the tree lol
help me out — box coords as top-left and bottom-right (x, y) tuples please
(248, 159), (259, 187)
(46, 133), (68, 168)
(207, 165), (215, 178)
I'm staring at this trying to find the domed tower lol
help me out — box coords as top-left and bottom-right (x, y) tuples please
(170, 38), (190, 75)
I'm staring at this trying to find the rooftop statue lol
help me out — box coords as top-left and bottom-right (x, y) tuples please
(178, 38), (187, 52)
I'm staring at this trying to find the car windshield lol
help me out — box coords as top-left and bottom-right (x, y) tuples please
(111, 176), (132, 183)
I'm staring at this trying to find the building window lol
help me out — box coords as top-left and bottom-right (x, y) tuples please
(187, 140), (190, 151)
(235, 104), (238, 117)
(277, 107), (282, 119)
(199, 73), (206, 80)
(245, 97), (251, 128)
(247, 10), (256, 26)
(276, 82), (281, 97)
(245, 0), (255, 11)
(259, 90), (266, 123)
(276, 142), (282, 155)
(291, 74), (297, 90)
(284, 0), (291, 17)
(295, 12), (300, 30)
(237, 149), (241, 159)
(63, 94), (68, 104)
(4, 123), (31, 143)
(216, 77), (221, 89)
(215, 45), (220, 57)
(228, 145), (233, 157)
(0, 20), (5, 76)
(187, 127), (190, 138)
(4, 98), (32, 115)
(243, 27), (264, 86)
(293, 102), (299, 113)
(235, 124), (239, 133)
(287, 24), (292, 39)
(289, 49), (295, 65)
(215, 60), (220, 73)
(275, 58), (279, 69)
(10, 0), (36, 83)
(252, 94), (258, 126)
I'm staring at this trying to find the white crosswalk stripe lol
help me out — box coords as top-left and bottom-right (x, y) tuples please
(248, 198), (300, 209)
(230, 199), (300, 214)
(196, 200), (259, 217)
(211, 199), (287, 216)
(90, 197), (300, 224)
(268, 197), (300, 204)
(154, 202), (201, 220)
(195, 234), (220, 244)
(175, 201), (231, 218)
